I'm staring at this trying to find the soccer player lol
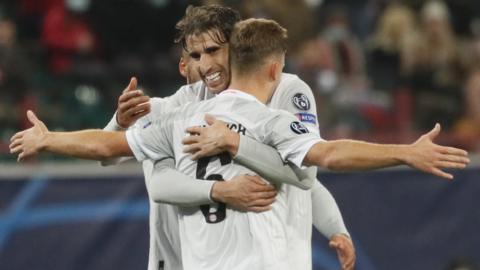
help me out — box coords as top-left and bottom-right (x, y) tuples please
(10, 17), (469, 270)
(105, 5), (355, 270)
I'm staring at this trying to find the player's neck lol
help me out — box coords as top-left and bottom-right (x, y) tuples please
(229, 73), (274, 104)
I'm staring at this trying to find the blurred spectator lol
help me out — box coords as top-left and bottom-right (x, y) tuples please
(365, 4), (419, 133)
(88, 0), (187, 95)
(238, 0), (316, 51)
(1, 1), (480, 160)
(452, 26), (480, 151)
(0, 16), (36, 155)
(292, 4), (371, 137)
(367, 4), (418, 93)
(406, 0), (466, 131)
(15, 0), (56, 40)
(41, 0), (98, 74)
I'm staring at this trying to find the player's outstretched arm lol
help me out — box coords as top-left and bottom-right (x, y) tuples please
(183, 115), (314, 189)
(303, 124), (469, 180)
(10, 111), (132, 161)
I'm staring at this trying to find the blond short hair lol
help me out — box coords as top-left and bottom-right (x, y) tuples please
(230, 18), (288, 75)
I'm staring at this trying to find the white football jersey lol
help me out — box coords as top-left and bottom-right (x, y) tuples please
(126, 89), (323, 270)
(132, 82), (212, 270)
(268, 73), (320, 270)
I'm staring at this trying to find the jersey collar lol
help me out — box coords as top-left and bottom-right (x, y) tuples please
(218, 89), (259, 102)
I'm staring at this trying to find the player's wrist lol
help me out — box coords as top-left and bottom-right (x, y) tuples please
(224, 132), (240, 156)
(210, 181), (228, 203)
(393, 144), (411, 166)
(115, 111), (129, 129)
(330, 233), (351, 240)
(40, 131), (53, 151)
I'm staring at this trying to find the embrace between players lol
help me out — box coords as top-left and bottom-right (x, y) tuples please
(9, 5), (469, 270)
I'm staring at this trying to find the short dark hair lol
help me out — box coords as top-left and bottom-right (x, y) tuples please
(230, 18), (288, 75)
(175, 5), (241, 50)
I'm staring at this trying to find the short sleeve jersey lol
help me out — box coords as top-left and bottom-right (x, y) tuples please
(130, 80), (211, 270)
(126, 90), (322, 270)
(269, 73), (319, 270)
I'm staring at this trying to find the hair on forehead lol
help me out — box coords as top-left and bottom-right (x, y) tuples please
(175, 5), (241, 50)
(230, 18), (288, 75)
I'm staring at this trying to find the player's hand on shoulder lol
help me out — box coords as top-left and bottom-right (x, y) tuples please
(183, 114), (240, 159)
(329, 234), (356, 270)
(116, 77), (151, 128)
(9, 110), (48, 162)
(211, 174), (277, 213)
(406, 123), (469, 180)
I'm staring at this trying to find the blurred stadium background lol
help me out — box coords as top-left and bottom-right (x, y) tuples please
(0, 0), (479, 269)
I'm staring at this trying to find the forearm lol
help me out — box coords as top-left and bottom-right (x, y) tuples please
(42, 130), (130, 160)
(101, 113), (132, 166)
(311, 180), (350, 239)
(234, 135), (314, 189)
(149, 158), (214, 206)
(305, 140), (409, 171)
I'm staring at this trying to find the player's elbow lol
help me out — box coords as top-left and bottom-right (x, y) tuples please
(88, 140), (126, 160)
(308, 143), (346, 171)
(91, 144), (117, 160)
(97, 134), (132, 160)
(321, 155), (347, 171)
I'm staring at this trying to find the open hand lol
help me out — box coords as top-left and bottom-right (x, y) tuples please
(211, 174), (277, 212)
(116, 77), (151, 128)
(182, 114), (240, 160)
(407, 123), (469, 180)
(329, 234), (356, 270)
(9, 110), (48, 162)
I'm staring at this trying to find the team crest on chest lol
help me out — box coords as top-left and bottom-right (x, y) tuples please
(290, 121), (309, 134)
(292, 93), (310, 111)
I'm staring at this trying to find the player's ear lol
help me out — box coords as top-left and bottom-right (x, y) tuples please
(179, 57), (187, 78)
(268, 61), (280, 82)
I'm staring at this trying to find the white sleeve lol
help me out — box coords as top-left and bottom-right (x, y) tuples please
(311, 179), (350, 238)
(274, 74), (320, 135)
(277, 75), (350, 239)
(234, 135), (313, 189)
(147, 158), (215, 206)
(263, 112), (323, 168)
(125, 119), (174, 162)
(162, 83), (199, 106)
(101, 112), (132, 166)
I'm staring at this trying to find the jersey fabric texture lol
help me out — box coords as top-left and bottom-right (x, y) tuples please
(126, 89), (322, 270)
(268, 73), (320, 270)
(105, 73), (323, 270)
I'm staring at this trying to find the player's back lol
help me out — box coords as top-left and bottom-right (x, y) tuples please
(128, 83), (322, 270)
(168, 90), (291, 270)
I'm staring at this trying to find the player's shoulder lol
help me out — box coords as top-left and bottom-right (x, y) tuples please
(166, 80), (208, 104)
(273, 73), (315, 110)
(275, 73), (314, 105)
(175, 80), (205, 96)
(271, 73), (318, 127)
(278, 73), (311, 93)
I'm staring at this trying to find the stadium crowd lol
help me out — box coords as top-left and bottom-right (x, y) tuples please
(1, 0), (480, 161)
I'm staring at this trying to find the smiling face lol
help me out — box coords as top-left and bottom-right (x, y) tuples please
(185, 30), (231, 94)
